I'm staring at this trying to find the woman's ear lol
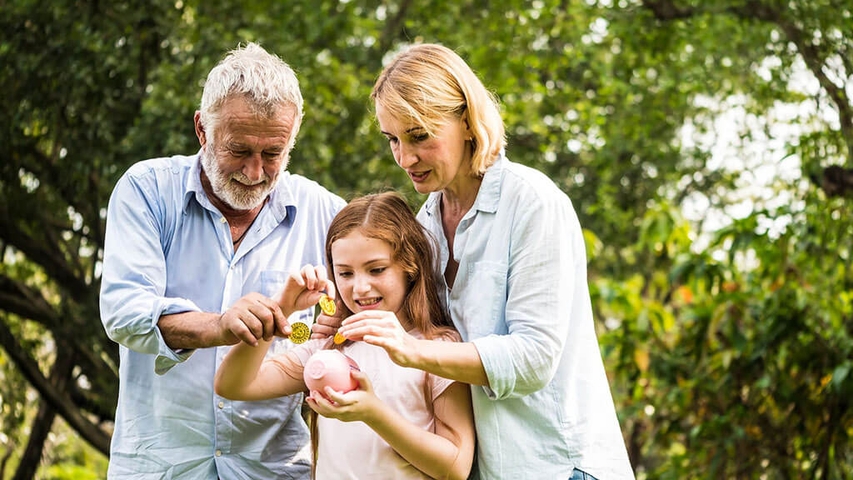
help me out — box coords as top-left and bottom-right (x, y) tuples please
(463, 113), (473, 141)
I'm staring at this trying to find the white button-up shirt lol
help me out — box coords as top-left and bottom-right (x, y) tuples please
(418, 155), (634, 480)
(100, 153), (344, 479)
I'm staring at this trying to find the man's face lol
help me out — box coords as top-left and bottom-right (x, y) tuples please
(197, 96), (299, 210)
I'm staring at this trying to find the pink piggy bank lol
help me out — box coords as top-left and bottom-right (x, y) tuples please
(303, 350), (360, 398)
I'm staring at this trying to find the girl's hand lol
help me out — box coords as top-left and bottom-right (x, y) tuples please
(276, 265), (336, 320)
(306, 370), (381, 422)
(311, 311), (344, 340)
(337, 311), (420, 368)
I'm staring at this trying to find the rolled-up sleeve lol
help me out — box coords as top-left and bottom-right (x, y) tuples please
(467, 183), (578, 399)
(100, 168), (200, 374)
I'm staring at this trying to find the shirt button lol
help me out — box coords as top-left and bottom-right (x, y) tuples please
(218, 401), (225, 409)
(215, 449), (222, 457)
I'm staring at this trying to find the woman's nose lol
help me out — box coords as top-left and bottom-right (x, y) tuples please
(396, 143), (418, 169)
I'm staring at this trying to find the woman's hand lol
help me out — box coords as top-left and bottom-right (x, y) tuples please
(306, 370), (382, 422)
(337, 311), (421, 368)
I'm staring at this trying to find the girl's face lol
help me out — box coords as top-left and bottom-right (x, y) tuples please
(331, 231), (409, 321)
(375, 104), (472, 194)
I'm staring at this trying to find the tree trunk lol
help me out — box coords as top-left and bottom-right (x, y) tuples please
(12, 346), (74, 480)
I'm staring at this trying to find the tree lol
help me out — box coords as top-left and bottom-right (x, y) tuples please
(1, 0), (851, 477)
(0, 0), (183, 474)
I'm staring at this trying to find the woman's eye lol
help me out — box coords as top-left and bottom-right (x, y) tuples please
(411, 133), (429, 143)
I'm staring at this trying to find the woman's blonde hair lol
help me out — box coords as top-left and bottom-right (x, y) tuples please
(371, 43), (506, 175)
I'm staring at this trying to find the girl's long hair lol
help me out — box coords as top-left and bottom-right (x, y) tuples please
(325, 191), (454, 338)
(309, 191), (457, 477)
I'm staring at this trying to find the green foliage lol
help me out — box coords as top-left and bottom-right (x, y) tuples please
(2, 0), (852, 477)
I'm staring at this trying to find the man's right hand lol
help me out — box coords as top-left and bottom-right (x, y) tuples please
(216, 292), (288, 346)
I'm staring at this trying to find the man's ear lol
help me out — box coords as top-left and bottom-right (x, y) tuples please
(194, 111), (207, 147)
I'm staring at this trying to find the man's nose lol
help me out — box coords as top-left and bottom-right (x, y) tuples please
(242, 154), (264, 182)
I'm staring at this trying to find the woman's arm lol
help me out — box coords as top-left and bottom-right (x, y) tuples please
(214, 339), (306, 401)
(312, 372), (475, 480)
(339, 311), (489, 386)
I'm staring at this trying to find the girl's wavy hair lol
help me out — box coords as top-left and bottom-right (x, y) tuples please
(309, 191), (458, 478)
(324, 191), (454, 338)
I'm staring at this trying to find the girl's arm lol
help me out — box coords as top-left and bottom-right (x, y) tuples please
(214, 339), (306, 401)
(215, 264), (333, 400)
(312, 372), (475, 480)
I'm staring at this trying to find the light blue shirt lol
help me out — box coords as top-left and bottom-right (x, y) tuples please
(99, 153), (345, 479)
(418, 156), (635, 480)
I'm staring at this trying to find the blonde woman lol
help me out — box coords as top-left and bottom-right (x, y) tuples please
(337, 43), (635, 480)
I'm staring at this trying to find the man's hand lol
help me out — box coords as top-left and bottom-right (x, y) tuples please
(216, 292), (289, 346)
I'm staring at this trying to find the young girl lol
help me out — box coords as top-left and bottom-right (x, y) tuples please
(215, 192), (475, 480)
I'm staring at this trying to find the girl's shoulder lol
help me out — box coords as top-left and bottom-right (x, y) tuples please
(409, 328), (462, 343)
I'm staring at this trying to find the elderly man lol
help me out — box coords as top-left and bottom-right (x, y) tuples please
(100, 43), (344, 479)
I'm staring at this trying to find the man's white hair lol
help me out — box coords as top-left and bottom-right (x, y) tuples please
(199, 42), (303, 150)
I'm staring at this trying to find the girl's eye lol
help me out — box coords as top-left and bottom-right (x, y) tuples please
(370, 267), (387, 275)
(337, 271), (353, 279)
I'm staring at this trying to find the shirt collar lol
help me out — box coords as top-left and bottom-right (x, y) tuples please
(474, 152), (505, 214)
(183, 151), (296, 224)
(422, 152), (506, 218)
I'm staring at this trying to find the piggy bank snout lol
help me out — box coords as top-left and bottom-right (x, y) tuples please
(303, 350), (360, 394)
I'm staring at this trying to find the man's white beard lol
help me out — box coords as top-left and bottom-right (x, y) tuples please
(201, 148), (278, 210)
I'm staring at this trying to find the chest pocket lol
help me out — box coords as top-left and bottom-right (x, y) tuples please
(452, 261), (507, 340)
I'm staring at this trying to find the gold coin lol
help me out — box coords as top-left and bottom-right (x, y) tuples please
(333, 331), (346, 345)
(289, 322), (310, 344)
(318, 294), (336, 316)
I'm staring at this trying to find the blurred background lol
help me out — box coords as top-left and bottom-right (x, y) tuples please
(1, 0), (851, 478)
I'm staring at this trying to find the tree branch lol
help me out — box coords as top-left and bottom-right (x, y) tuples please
(0, 319), (111, 455)
(0, 204), (90, 302)
(641, 0), (853, 165)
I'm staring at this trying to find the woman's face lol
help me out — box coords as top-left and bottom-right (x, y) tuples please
(331, 231), (409, 321)
(375, 104), (472, 194)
